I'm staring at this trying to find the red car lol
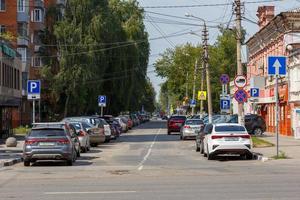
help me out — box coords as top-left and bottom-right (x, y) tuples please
(167, 115), (187, 135)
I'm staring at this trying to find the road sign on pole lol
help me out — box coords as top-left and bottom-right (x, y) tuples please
(190, 99), (196, 108)
(197, 91), (207, 100)
(234, 89), (248, 103)
(268, 56), (286, 76)
(220, 99), (230, 111)
(27, 80), (41, 100)
(268, 56), (287, 158)
(220, 74), (230, 85)
(250, 88), (260, 98)
(27, 80), (41, 124)
(234, 75), (247, 88)
(98, 95), (106, 117)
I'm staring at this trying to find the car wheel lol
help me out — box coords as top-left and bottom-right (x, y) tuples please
(66, 159), (73, 166)
(207, 145), (214, 160)
(245, 153), (253, 160)
(77, 149), (81, 157)
(82, 147), (87, 153)
(24, 160), (30, 167)
(253, 127), (263, 136)
(195, 142), (200, 152)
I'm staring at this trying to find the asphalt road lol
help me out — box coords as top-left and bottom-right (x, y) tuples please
(1, 120), (300, 200)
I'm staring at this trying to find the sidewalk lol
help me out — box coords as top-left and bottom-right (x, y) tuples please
(0, 136), (24, 167)
(253, 132), (300, 160)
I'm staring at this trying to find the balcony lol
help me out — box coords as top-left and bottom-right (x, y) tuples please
(17, 12), (29, 22)
(17, 37), (29, 47)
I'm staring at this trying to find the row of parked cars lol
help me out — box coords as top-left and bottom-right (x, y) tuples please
(23, 113), (150, 166)
(167, 114), (266, 160)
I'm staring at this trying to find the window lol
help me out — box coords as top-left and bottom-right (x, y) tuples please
(32, 9), (42, 22)
(0, 0), (5, 11)
(17, 23), (28, 37)
(0, 25), (6, 33)
(17, 0), (25, 12)
(17, 48), (27, 62)
(32, 56), (42, 67)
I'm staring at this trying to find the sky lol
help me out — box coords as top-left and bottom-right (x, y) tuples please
(137, 0), (300, 99)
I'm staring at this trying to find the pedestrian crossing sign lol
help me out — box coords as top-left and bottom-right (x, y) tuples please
(198, 91), (207, 100)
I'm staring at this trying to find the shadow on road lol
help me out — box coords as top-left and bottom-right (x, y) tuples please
(133, 120), (167, 130)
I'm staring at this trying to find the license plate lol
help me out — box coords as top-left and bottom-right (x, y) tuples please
(176, 123), (182, 126)
(225, 137), (239, 141)
(39, 142), (55, 146)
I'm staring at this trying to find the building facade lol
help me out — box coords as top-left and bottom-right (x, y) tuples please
(0, 41), (22, 138)
(246, 6), (300, 136)
(0, 0), (65, 126)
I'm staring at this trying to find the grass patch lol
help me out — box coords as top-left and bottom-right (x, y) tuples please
(252, 136), (275, 148)
(272, 151), (289, 159)
(13, 126), (31, 136)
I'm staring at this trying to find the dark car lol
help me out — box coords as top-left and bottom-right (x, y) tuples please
(195, 123), (212, 153)
(23, 123), (79, 166)
(226, 114), (266, 135)
(167, 115), (187, 135)
(98, 115), (120, 139)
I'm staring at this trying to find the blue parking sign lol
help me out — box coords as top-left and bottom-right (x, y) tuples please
(98, 95), (106, 107)
(250, 88), (259, 97)
(27, 80), (41, 100)
(220, 99), (230, 110)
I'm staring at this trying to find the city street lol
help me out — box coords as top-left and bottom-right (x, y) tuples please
(1, 120), (300, 200)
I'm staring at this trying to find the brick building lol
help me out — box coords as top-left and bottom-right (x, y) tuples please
(0, 0), (65, 126)
(246, 6), (300, 136)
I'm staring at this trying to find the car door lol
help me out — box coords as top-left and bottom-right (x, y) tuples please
(68, 124), (80, 153)
(203, 124), (213, 153)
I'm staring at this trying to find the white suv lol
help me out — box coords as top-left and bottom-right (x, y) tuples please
(203, 123), (252, 160)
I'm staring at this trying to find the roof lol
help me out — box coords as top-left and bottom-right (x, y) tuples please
(214, 123), (242, 127)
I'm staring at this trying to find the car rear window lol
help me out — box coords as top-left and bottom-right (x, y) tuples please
(215, 125), (246, 132)
(185, 120), (203, 125)
(170, 116), (186, 120)
(29, 129), (66, 138)
(70, 123), (81, 130)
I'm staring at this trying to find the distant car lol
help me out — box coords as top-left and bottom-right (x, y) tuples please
(23, 123), (78, 166)
(226, 114), (266, 135)
(62, 117), (106, 146)
(180, 119), (204, 140)
(167, 115), (187, 135)
(69, 122), (91, 153)
(202, 123), (252, 160)
(162, 116), (168, 120)
(115, 117), (128, 133)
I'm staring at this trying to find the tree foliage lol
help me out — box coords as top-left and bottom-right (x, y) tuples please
(156, 29), (240, 113)
(40, 0), (155, 119)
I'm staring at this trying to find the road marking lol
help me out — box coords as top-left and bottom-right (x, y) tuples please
(137, 128), (161, 171)
(45, 191), (137, 195)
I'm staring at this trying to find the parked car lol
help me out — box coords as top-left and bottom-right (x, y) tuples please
(180, 119), (204, 140)
(202, 123), (252, 160)
(62, 117), (106, 146)
(167, 115), (187, 135)
(98, 115), (120, 139)
(226, 114), (266, 135)
(115, 117), (128, 132)
(121, 116), (133, 129)
(68, 122), (91, 153)
(23, 123), (78, 166)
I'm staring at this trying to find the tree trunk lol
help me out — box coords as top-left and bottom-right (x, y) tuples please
(64, 94), (70, 118)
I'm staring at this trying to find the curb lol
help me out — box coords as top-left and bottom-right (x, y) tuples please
(253, 152), (269, 162)
(0, 157), (23, 168)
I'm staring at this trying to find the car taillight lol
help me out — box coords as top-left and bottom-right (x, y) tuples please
(183, 125), (191, 129)
(240, 135), (251, 139)
(79, 131), (86, 137)
(57, 139), (70, 144)
(25, 140), (37, 145)
(211, 135), (224, 139)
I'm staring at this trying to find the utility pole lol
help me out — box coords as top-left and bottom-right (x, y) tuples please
(191, 60), (198, 115)
(202, 23), (213, 123)
(200, 61), (205, 118)
(235, 0), (244, 125)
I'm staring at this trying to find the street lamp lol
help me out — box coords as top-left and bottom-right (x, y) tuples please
(186, 13), (213, 123)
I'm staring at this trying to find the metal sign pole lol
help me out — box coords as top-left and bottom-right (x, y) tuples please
(101, 106), (104, 117)
(275, 74), (279, 157)
(32, 100), (35, 124)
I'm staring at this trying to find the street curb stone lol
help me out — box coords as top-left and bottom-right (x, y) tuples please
(0, 157), (23, 168)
